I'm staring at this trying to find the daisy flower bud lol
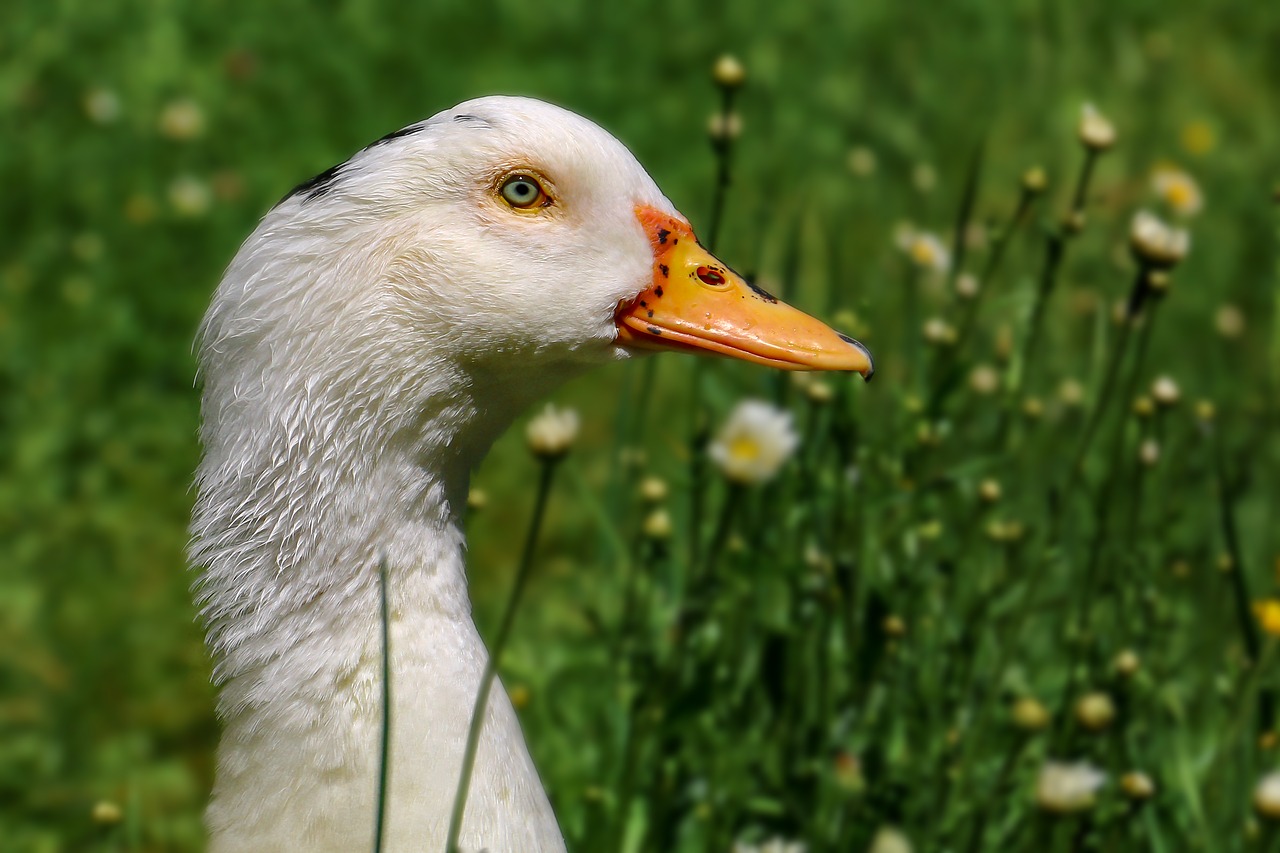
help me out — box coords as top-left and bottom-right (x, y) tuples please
(168, 175), (212, 218)
(712, 54), (746, 89)
(1075, 691), (1117, 731)
(1121, 771), (1156, 801)
(848, 146), (877, 177)
(707, 400), (799, 485)
(1036, 761), (1107, 814)
(867, 827), (913, 853)
(922, 317), (958, 346)
(955, 273), (980, 299)
(1254, 771), (1280, 821)
(1012, 696), (1051, 731)
(969, 364), (1000, 396)
(1078, 103), (1117, 151)
(1215, 304), (1245, 339)
(707, 111), (743, 143)
(805, 380), (834, 405)
(84, 88), (121, 124)
(158, 97), (205, 141)
(1151, 375), (1181, 407)
(1139, 438), (1160, 467)
(979, 479), (1002, 503)
(526, 404), (580, 459)
(641, 507), (673, 541)
(1129, 210), (1190, 269)
(1114, 649), (1141, 677)
(466, 488), (488, 512)
(1059, 379), (1085, 407)
(92, 800), (123, 825)
(638, 476), (669, 503)
(731, 839), (806, 853)
(1022, 166), (1048, 194)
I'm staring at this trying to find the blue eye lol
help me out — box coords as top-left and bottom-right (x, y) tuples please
(500, 174), (548, 209)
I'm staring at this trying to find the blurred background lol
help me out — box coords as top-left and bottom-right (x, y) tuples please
(2, 0), (1278, 850)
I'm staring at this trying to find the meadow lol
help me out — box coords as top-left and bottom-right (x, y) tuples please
(2, 0), (1278, 850)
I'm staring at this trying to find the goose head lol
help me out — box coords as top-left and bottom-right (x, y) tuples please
(200, 97), (870, 473)
(193, 95), (872, 852)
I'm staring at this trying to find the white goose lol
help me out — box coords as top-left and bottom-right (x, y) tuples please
(191, 95), (872, 853)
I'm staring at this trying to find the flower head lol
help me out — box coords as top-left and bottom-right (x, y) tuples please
(707, 112), (743, 143)
(848, 146), (877, 177)
(1255, 771), (1280, 820)
(1121, 771), (1156, 801)
(896, 226), (950, 274)
(84, 88), (121, 124)
(1254, 600), (1280, 637)
(713, 54), (746, 89)
(708, 400), (799, 485)
(733, 839), (806, 853)
(1129, 210), (1190, 269)
(1011, 696), (1051, 731)
(158, 97), (205, 141)
(1151, 375), (1181, 407)
(1078, 103), (1117, 151)
(1075, 691), (1117, 731)
(969, 364), (1000, 396)
(525, 404), (580, 458)
(1035, 760), (1107, 814)
(868, 827), (913, 853)
(1215, 304), (1245, 339)
(642, 507), (673, 541)
(1152, 165), (1203, 217)
(168, 175), (212, 218)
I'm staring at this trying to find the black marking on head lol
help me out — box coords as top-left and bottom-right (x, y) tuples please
(647, 310), (654, 318)
(639, 300), (648, 308)
(367, 123), (426, 148)
(657, 229), (671, 244)
(655, 286), (664, 297)
(281, 162), (346, 205)
(647, 326), (663, 335)
(279, 122), (428, 206)
(672, 238), (679, 244)
(659, 264), (669, 278)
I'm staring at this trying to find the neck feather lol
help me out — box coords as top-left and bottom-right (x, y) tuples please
(191, 348), (566, 851)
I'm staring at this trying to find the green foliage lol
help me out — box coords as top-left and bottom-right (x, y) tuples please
(2, 0), (1278, 850)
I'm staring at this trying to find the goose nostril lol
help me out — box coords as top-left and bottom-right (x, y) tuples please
(696, 265), (726, 287)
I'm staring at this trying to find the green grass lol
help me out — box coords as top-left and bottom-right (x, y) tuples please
(2, 0), (1278, 850)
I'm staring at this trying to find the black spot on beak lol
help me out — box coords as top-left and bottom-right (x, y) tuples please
(838, 333), (876, 383)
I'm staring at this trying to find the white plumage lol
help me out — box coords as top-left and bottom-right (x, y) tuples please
(191, 95), (870, 852)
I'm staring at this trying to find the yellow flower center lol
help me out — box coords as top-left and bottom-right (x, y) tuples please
(910, 239), (936, 267)
(1180, 120), (1215, 156)
(1165, 181), (1194, 210)
(1255, 600), (1280, 637)
(728, 436), (761, 462)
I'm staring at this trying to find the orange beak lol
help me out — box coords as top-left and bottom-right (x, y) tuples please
(615, 207), (874, 380)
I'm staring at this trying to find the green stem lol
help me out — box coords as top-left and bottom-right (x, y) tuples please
(1211, 421), (1273, 729)
(1064, 268), (1153, 494)
(373, 557), (392, 853)
(445, 459), (559, 853)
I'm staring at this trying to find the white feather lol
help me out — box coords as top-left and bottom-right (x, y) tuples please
(191, 96), (678, 852)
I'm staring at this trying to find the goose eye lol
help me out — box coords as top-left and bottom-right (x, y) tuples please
(500, 174), (548, 209)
